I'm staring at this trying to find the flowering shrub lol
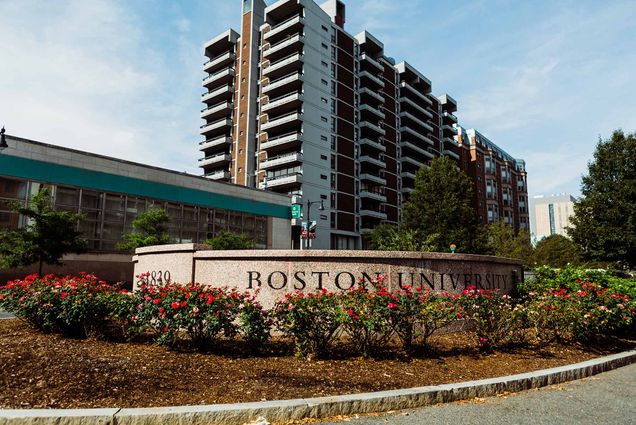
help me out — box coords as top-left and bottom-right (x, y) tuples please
(339, 283), (394, 357)
(273, 289), (343, 358)
(387, 286), (462, 351)
(131, 276), (269, 350)
(0, 273), (128, 338)
(459, 287), (525, 351)
(526, 282), (634, 343)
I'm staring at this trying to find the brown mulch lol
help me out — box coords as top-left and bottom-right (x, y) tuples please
(0, 319), (633, 409)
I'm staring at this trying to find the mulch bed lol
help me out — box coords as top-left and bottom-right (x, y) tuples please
(0, 319), (633, 409)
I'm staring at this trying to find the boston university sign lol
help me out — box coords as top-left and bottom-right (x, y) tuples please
(133, 245), (523, 307)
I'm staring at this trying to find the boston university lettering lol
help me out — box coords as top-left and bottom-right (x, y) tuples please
(133, 246), (523, 307)
(246, 270), (513, 292)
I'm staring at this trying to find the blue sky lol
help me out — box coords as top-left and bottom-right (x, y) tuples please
(1, 0), (635, 198)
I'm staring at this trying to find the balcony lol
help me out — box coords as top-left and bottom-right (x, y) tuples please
(400, 171), (417, 180)
(400, 111), (433, 132)
(359, 104), (385, 120)
(260, 152), (302, 170)
(443, 149), (460, 160)
(401, 187), (415, 195)
(263, 34), (303, 60)
(359, 155), (385, 168)
(443, 111), (458, 123)
(261, 92), (302, 114)
(201, 84), (233, 104)
(199, 118), (232, 136)
(359, 137), (386, 152)
(443, 136), (456, 145)
(400, 141), (434, 159)
(200, 101), (232, 120)
(400, 82), (432, 105)
(203, 52), (235, 73)
(359, 87), (384, 103)
(199, 136), (232, 151)
(442, 124), (456, 133)
(260, 131), (303, 151)
(400, 126), (435, 146)
(262, 72), (303, 96)
(261, 111), (301, 132)
(259, 172), (303, 189)
(401, 156), (427, 169)
(360, 53), (383, 72)
(360, 190), (387, 203)
(360, 209), (387, 220)
(360, 173), (387, 186)
(400, 97), (433, 120)
(359, 71), (385, 88)
(264, 14), (304, 42)
(198, 153), (231, 167)
(202, 68), (235, 89)
(204, 170), (231, 181)
(262, 52), (303, 78)
(360, 121), (386, 136)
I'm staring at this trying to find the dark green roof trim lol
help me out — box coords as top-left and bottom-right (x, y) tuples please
(0, 154), (291, 219)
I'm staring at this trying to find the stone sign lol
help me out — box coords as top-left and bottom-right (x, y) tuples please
(133, 244), (523, 308)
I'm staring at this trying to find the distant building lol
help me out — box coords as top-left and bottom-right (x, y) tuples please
(530, 193), (576, 243)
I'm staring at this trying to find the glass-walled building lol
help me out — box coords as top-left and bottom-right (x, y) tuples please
(0, 134), (292, 252)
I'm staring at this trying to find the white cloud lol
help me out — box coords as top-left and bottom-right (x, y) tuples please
(0, 0), (200, 173)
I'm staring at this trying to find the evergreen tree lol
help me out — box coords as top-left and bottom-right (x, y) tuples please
(568, 130), (636, 267)
(0, 188), (86, 275)
(402, 156), (483, 253)
(118, 208), (171, 252)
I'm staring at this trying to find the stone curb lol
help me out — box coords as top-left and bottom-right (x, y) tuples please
(1, 350), (635, 425)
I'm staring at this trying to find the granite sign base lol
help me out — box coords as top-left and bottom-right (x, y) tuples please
(133, 245), (523, 307)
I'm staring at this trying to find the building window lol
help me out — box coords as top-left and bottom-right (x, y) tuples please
(320, 174), (327, 180)
(321, 135), (328, 142)
(321, 116), (328, 123)
(320, 154), (328, 160)
(322, 25), (328, 32)
(321, 97), (328, 104)
(321, 61), (328, 68)
(322, 43), (328, 50)
(321, 79), (328, 86)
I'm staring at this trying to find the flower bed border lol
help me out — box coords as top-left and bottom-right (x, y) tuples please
(1, 350), (635, 425)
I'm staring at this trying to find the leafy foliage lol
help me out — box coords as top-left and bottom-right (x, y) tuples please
(402, 157), (483, 253)
(530, 235), (581, 268)
(367, 224), (437, 252)
(568, 130), (636, 267)
(206, 230), (255, 250)
(484, 220), (533, 264)
(118, 208), (171, 252)
(0, 188), (86, 274)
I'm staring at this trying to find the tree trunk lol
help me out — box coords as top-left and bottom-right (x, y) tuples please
(38, 258), (43, 276)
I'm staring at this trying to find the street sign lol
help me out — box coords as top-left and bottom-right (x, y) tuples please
(308, 221), (317, 239)
(291, 204), (302, 219)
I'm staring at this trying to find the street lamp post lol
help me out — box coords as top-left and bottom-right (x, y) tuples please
(0, 127), (8, 151)
(305, 199), (324, 249)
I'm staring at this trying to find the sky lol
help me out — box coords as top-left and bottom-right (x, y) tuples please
(1, 0), (635, 199)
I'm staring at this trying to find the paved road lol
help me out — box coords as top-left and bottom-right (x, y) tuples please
(0, 310), (13, 319)
(319, 363), (636, 425)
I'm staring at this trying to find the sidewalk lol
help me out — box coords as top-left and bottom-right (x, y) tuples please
(319, 363), (636, 425)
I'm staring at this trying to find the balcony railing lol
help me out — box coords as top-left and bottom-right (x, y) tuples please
(261, 111), (301, 131)
(400, 82), (433, 105)
(262, 72), (302, 94)
(360, 121), (386, 136)
(359, 104), (385, 120)
(264, 14), (304, 40)
(360, 173), (387, 186)
(360, 209), (388, 220)
(360, 53), (383, 71)
(198, 153), (231, 166)
(400, 97), (434, 120)
(359, 137), (386, 152)
(359, 155), (385, 168)
(260, 152), (302, 170)
(359, 71), (385, 88)
(261, 92), (302, 112)
(199, 136), (232, 151)
(400, 126), (435, 146)
(263, 52), (303, 75)
(203, 52), (235, 72)
(201, 85), (233, 103)
(263, 34), (303, 58)
(204, 170), (231, 180)
(359, 87), (384, 103)
(259, 172), (303, 189)
(199, 118), (232, 135)
(202, 68), (234, 87)
(443, 149), (459, 160)
(400, 111), (434, 133)
(260, 131), (302, 150)
(360, 190), (387, 203)
(401, 156), (427, 169)
(400, 141), (434, 159)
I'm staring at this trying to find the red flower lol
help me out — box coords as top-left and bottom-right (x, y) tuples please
(387, 303), (397, 309)
(163, 327), (169, 333)
(152, 299), (160, 305)
(206, 295), (215, 305)
(181, 301), (188, 308)
(171, 302), (180, 309)
(60, 292), (69, 298)
(159, 307), (165, 314)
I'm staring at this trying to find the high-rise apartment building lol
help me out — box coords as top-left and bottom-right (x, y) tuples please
(530, 193), (576, 243)
(198, 0), (529, 249)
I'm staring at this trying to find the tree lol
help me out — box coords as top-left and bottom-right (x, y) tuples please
(118, 208), (171, 252)
(568, 130), (636, 267)
(367, 224), (437, 252)
(484, 220), (533, 264)
(206, 231), (255, 250)
(531, 235), (581, 268)
(402, 156), (483, 253)
(0, 188), (87, 275)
